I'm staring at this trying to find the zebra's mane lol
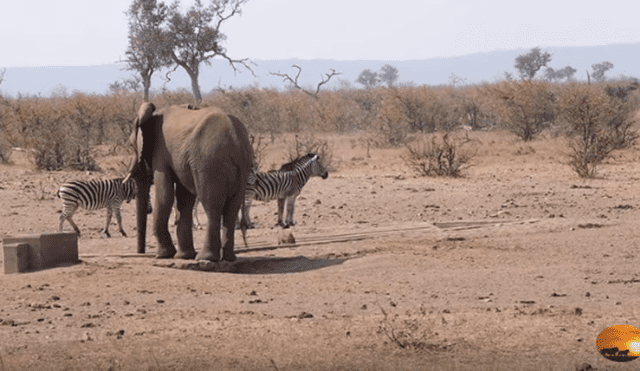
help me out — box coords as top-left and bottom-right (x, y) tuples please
(279, 153), (318, 172)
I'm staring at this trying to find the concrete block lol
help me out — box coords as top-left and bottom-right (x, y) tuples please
(3, 232), (79, 273)
(3, 243), (30, 274)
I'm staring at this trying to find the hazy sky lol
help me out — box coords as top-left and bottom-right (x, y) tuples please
(1, 0), (639, 67)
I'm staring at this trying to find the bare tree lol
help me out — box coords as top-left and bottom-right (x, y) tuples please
(0, 68), (5, 87)
(379, 64), (399, 87)
(356, 69), (379, 89)
(448, 73), (467, 88)
(514, 47), (552, 81)
(109, 76), (143, 93)
(164, 0), (253, 102)
(124, 0), (171, 101)
(591, 61), (614, 83)
(270, 65), (341, 98)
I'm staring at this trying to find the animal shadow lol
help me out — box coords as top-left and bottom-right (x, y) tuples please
(172, 256), (346, 274)
(600, 347), (638, 362)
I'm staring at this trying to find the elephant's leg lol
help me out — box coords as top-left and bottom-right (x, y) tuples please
(102, 208), (113, 238)
(196, 187), (225, 261)
(153, 173), (177, 258)
(276, 198), (286, 227)
(284, 195), (297, 227)
(174, 183), (197, 259)
(114, 207), (127, 237)
(220, 192), (245, 261)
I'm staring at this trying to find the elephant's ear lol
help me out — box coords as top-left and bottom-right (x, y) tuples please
(125, 103), (156, 183)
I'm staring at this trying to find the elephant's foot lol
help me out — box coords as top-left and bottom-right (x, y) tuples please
(156, 246), (177, 259)
(196, 250), (221, 262)
(222, 249), (237, 262)
(175, 249), (197, 260)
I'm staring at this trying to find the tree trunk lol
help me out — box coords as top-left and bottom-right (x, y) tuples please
(142, 77), (151, 102)
(188, 71), (202, 103)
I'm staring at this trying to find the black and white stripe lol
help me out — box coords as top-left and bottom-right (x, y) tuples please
(243, 153), (328, 228)
(57, 178), (137, 237)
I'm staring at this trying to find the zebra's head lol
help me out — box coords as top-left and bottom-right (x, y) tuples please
(122, 178), (138, 203)
(280, 153), (329, 179)
(309, 154), (329, 179)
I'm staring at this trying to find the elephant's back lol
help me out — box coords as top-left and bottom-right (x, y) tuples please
(164, 105), (251, 168)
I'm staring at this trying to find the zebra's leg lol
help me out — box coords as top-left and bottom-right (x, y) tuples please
(66, 214), (82, 237)
(174, 182), (197, 259)
(192, 198), (202, 230)
(59, 206), (81, 236)
(102, 208), (113, 238)
(173, 200), (180, 226)
(114, 206), (127, 237)
(276, 198), (286, 227)
(243, 194), (255, 229)
(284, 195), (297, 227)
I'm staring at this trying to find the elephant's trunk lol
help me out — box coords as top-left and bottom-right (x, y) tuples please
(135, 179), (151, 254)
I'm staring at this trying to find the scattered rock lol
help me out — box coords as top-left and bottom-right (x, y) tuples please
(277, 231), (296, 245)
(297, 312), (313, 319)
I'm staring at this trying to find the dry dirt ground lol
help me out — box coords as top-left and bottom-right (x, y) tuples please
(1, 131), (640, 370)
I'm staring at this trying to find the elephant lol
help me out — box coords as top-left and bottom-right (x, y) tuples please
(124, 102), (253, 261)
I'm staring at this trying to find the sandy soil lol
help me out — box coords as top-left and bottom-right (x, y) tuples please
(1, 131), (640, 370)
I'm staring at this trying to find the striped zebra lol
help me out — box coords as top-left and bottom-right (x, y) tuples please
(243, 153), (328, 228)
(57, 178), (138, 238)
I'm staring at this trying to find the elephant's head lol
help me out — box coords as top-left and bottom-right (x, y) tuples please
(124, 102), (157, 254)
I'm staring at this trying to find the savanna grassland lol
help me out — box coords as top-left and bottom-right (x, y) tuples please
(1, 82), (640, 370)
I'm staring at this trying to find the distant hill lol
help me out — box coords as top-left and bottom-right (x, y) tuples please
(1, 44), (638, 96)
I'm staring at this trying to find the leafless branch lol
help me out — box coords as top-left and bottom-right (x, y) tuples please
(270, 65), (341, 98)
(0, 68), (5, 87)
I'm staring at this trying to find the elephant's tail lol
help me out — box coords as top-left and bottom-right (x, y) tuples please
(239, 213), (249, 248)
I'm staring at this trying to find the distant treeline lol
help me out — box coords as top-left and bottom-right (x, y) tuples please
(0, 81), (638, 174)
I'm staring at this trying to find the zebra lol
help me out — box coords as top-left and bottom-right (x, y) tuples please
(57, 178), (139, 238)
(243, 153), (328, 228)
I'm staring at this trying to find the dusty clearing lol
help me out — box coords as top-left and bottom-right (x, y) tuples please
(1, 131), (640, 370)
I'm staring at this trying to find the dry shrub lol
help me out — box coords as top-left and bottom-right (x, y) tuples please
(1, 95), (98, 170)
(456, 85), (500, 130)
(489, 81), (556, 141)
(559, 83), (638, 178)
(286, 134), (335, 171)
(376, 302), (442, 351)
(404, 133), (474, 177)
(209, 88), (287, 138)
(249, 133), (268, 170)
(151, 89), (197, 108)
(0, 136), (11, 163)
